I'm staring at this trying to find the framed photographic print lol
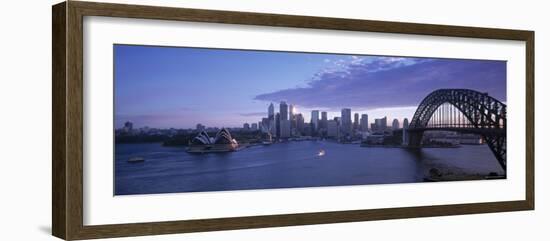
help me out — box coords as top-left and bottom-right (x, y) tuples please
(52, 1), (534, 240)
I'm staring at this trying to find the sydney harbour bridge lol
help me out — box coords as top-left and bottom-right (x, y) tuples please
(407, 89), (507, 170)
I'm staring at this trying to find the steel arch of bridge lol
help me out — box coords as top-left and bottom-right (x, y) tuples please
(407, 89), (507, 170)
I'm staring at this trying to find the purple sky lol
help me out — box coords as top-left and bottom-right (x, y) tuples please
(114, 45), (506, 129)
(255, 57), (506, 109)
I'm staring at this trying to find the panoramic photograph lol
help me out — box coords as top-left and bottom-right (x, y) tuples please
(114, 44), (507, 196)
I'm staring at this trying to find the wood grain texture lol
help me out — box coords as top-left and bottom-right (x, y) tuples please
(51, 1), (535, 240)
(525, 32), (535, 209)
(66, 2), (85, 240)
(71, 1), (533, 40)
(74, 201), (530, 240)
(52, 2), (67, 239)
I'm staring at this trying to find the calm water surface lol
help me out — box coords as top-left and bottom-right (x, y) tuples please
(115, 141), (503, 195)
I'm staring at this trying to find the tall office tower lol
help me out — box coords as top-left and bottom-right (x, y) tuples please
(251, 123), (258, 131)
(280, 101), (288, 121)
(311, 110), (319, 131)
(268, 103), (276, 137)
(354, 113), (359, 131)
(268, 103), (274, 120)
(280, 120), (291, 138)
(269, 119), (277, 137)
(370, 123), (377, 131)
(243, 123), (250, 130)
(374, 116), (388, 132)
(360, 114), (369, 131)
(261, 118), (269, 131)
(296, 113), (305, 134)
(327, 120), (339, 137)
(392, 118), (400, 130)
(341, 108), (352, 135)
(403, 118), (409, 129)
(275, 113), (281, 138)
(320, 111), (328, 129)
(289, 104), (296, 132)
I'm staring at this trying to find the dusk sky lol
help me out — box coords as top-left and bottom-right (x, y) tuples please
(114, 44), (506, 129)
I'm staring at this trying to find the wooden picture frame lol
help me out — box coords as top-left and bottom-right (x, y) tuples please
(52, 1), (534, 240)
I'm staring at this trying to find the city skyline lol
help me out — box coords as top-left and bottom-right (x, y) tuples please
(120, 101), (414, 134)
(115, 45), (506, 129)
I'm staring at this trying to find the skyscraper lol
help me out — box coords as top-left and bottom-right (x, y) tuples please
(341, 108), (352, 136)
(327, 120), (339, 138)
(321, 111), (328, 129)
(270, 121), (277, 137)
(392, 118), (400, 130)
(280, 120), (291, 138)
(275, 113), (281, 138)
(311, 110), (319, 132)
(360, 114), (369, 131)
(289, 104), (296, 132)
(268, 103), (276, 137)
(373, 116), (387, 132)
(261, 118), (270, 132)
(268, 103), (274, 119)
(280, 101), (288, 121)
(296, 113), (305, 134)
(403, 118), (409, 129)
(354, 113), (359, 131)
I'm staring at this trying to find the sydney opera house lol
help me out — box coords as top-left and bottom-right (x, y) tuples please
(187, 128), (239, 153)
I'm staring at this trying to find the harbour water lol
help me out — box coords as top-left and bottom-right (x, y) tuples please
(115, 141), (504, 195)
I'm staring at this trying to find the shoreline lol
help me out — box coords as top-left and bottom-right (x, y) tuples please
(118, 140), (478, 150)
(360, 144), (461, 149)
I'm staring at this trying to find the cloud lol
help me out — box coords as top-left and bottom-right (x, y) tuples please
(254, 57), (506, 109)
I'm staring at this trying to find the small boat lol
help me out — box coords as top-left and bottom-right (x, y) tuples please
(317, 149), (325, 156)
(127, 157), (145, 163)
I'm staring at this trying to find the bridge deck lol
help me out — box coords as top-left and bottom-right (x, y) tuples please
(407, 127), (505, 136)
